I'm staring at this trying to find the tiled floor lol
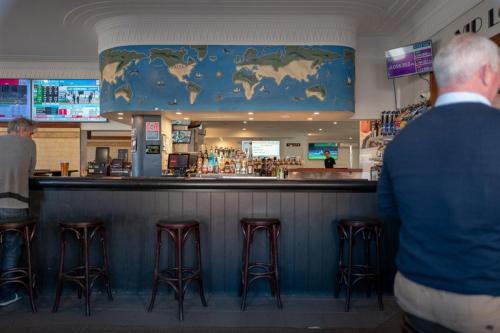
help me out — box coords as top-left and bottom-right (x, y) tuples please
(0, 292), (402, 332)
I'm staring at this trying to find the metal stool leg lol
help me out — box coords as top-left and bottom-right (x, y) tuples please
(148, 229), (162, 312)
(364, 229), (372, 298)
(100, 228), (113, 301)
(345, 225), (353, 312)
(335, 226), (345, 298)
(240, 224), (251, 311)
(83, 227), (91, 316)
(24, 225), (37, 312)
(176, 229), (184, 321)
(195, 227), (207, 307)
(271, 224), (282, 309)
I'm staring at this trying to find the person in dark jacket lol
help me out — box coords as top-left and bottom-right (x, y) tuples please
(324, 150), (336, 168)
(378, 34), (500, 333)
(0, 117), (36, 307)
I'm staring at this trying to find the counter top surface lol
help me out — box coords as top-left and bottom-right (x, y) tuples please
(30, 176), (377, 192)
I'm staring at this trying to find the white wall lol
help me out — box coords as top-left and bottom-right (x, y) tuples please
(352, 36), (397, 120)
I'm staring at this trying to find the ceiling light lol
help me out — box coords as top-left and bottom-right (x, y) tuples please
(117, 112), (124, 116)
(313, 112), (320, 115)
(117, 117), (124, 120)
(184, 117), (190, 120)
(307, 117), (313, 121)
(249, 117), (254, 120)
(349, 136), (353, 140)
(333, 121), (338, 125)
(242, 128), (247, 131)
(175, 112), (182, 115)
(307, 133), (312, 136)
(243, 121), (247, 124)
(154, 107), (159, 111)
(318, 128), (323, 131)
(248, 112), (254, 115)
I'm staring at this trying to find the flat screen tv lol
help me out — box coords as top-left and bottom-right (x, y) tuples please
(252, 141), (280, 157)
(32, 79), (106, 122)
(385, 40), (433, 79)
(168, 153), (190, 169)
(0, 79), (31, 122)
(308, 143), (338, 160)
(172, 130), (192, 143)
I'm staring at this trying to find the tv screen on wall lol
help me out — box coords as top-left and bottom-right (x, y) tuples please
(172, 130), (192, 143)
(385, 40), (433, 79)
(0, 79), (31, 122)
(252, 141), (280, 157)
(308, 143), (338, 160)
(32, 79), (106, 122)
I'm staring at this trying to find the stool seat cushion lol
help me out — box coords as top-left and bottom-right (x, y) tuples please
(60, 220), (103, 228)
(0, 217), (35, 229)
(241, 218), (280, 226)
(157, 220), (200, 229)
(339, 218), (381, 228)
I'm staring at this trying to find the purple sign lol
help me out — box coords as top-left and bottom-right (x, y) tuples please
(385, 40), (433, 79)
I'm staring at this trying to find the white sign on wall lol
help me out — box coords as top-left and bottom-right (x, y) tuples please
(433, 0), (499, 47)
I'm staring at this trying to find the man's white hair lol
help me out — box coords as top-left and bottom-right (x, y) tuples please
(433, 34), (499, 88)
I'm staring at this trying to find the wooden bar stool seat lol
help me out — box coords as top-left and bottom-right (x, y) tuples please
(148, 220), (207, 321)
(0, 217), (37, 312)
(52, 219), (113, 316)
(240, 217), (282, 310)
(335, 218), (383, 312)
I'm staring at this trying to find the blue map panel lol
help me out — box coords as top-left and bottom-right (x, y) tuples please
(99, 45), (355, 114)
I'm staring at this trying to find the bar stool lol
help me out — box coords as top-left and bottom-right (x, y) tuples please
(335, 218), (382, 312)
(52, 220), (113, 316)
(148, 220), (207, 321)
(0, 217), (37, 312)
(240, 217), (282, 310)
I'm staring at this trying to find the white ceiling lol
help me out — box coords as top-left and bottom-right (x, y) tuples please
(203, 120), (360, 143)
(0, 0), (437, 62)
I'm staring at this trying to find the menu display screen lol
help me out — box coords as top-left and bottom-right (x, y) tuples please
(32, 79), (106, 122)
(308, 143), (338, 160)
(385, 40), (433, 79)
(172, 130), (192, 143)
(252, 141), (280, 157)
(168, 154), (189, 169)
(0, 79), (31, 122)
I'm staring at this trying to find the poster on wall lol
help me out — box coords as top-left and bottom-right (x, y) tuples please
(145, 121), (160, 141)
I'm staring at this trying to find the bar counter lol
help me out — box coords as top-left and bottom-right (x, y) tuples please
(29, 177), (398, 295)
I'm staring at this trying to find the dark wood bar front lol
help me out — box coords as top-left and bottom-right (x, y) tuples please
(29, 177), (398, 296)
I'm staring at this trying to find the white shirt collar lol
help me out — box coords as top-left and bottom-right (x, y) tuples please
(435, 92), (491, 107)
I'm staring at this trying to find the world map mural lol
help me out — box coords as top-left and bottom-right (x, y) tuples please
(99, 45), (355, 113)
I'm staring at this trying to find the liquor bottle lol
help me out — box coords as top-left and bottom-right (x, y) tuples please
(203, 148), (208, 161)
(214, 156), (219, 174)
(209, 147), (215, 166)
(197, 155), (203, 175)
(218, 153), (225, 173)
(380, 111), (386, 136)
(202, 157), (208, 174)
(247, 158), (253, 175)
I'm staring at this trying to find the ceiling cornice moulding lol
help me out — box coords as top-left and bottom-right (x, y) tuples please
(94, 15), (357, 53)
(0, 61), (99, 79)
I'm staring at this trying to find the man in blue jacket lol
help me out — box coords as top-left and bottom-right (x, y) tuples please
(378, 34), (500, 333)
